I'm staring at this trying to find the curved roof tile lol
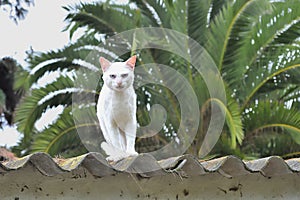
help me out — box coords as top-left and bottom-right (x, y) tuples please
(1, 152), (299, 178)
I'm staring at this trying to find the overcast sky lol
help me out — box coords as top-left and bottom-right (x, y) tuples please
(0, 0), (93, 65)
(0, 0), (96, 147)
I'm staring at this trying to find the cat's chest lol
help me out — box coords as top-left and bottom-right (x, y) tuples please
(111, 95), (135, 120)
(100, 87), (136, 116)
(111, 95), (132, 109)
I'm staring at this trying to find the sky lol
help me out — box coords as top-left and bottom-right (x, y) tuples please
(0, 0), (96, 147)
(0, 0), (92, 65)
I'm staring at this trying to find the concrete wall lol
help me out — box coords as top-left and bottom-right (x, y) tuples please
(1, 163), (299, 200)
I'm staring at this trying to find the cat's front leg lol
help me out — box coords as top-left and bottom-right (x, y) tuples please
(116, 119), (138, 156)
(125, 124), (138, 156)
(126, 136), (137, 155)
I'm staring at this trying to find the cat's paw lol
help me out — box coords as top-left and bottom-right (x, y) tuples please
(106, 152), (138, 163)
(106, 153), (128, 163)
(101, 142), (138, 162)
(106, 155), (122, 163)
(126, 151), (138, 157)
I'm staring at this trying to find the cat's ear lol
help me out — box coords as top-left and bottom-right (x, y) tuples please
(125, 55), (137, 70)
(99, 57), (111, 72)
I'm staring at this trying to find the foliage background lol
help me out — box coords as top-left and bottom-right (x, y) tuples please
(2, 0), (299, 160)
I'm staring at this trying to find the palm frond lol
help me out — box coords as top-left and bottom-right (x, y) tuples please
(273, 20), (300, 44)
(202, 92), (243, 149)
(15, 76), (75, 140)
(206, 0), (272, 70)
(31, 106), (98, 157)
(141, 0), (171, 28)
(166, 0), (187, 33)
(243, 133), (300, 158)
(187, 0), (212, 45)
(129, 0), (161, 27)
(209, 0), (228, 22)
(242, 101), (300, 157)
(11, 133), (36, 156)
(64, 2), (139, 38)
(225, 0), (300, 87)
(241, 45), (300, 109)
(26, 35), (100, 87)
(210, 134), (247, 159)
(244, 101), (300, 144)
(282, 86), (300, 102)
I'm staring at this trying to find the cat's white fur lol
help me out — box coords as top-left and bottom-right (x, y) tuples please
(97, 55), (138, 162)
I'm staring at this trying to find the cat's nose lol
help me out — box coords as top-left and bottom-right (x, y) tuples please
(117, 81), (122, 86)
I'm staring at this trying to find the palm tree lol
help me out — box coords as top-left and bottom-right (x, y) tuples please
(14, 0), (300, 159)
(0, 57), (23, 128)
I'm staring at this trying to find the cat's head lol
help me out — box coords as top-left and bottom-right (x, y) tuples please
(99, 55), (136, 92)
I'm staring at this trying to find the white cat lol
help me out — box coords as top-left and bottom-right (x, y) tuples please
(97, 55), (138, 162)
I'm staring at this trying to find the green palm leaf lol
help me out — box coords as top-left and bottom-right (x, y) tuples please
(202, 88), (243, 149)
(31, 106), (97, 156)
(129, 0), (161, 27)
(64, 2), (138, 37)
(26, 36), (100, 87)
(187, 0), (212, 45)
(136, 0), (171, 28)
(242, 45), (300, 109)
(273, 20), (300, 44)
(244, 101), (300, 144)
(205, 0), (272, 70)
(15, 76), (75, 140)
(209, 0), (227, 21)
(226, 0), (300, 87)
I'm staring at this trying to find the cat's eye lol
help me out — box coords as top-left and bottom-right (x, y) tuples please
(110, 74), (116, 79)
(121, 74), (128, 78)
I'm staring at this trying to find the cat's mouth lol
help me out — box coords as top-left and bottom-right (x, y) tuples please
(115, 85), (125, 90)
